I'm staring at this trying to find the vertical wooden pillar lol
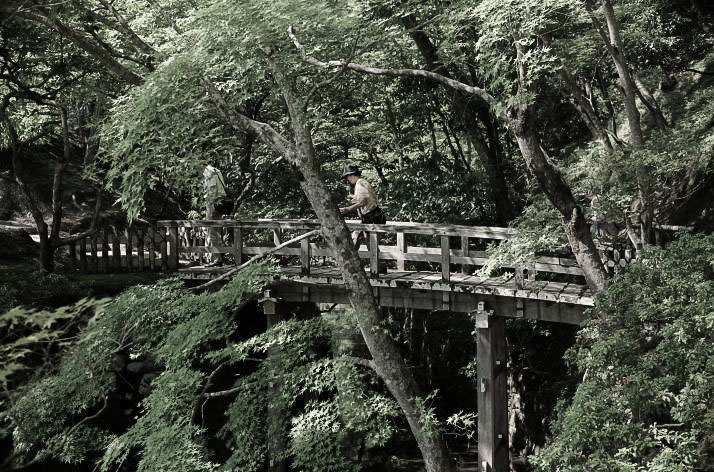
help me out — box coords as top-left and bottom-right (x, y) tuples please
(137, 228), (145, 271)
(396, 231), (406, 271)
(300, 234), (311, 275)
(168, 226), (179, 271)
(233, 228), (243, 265)
(68, 239), (77, 272)
(79, 237), (87, 273)
(441, 235), (451, 282)
(159, 226), (168, 272)
(90, 234), (99, 273)
(263, 297), (288, 472)
(112, 230), (122, 271)
(461, 236), (470, 275)
(273, 228), (282, 246)
(369, 232), (379, 276)
(148, 226), (156, 271)
(476, 313), (509, 472)
(101, 231), (109, 273)
(124, 228), (132, 271)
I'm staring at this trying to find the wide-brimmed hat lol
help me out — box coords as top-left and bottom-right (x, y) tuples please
(341, 164), (361, 178)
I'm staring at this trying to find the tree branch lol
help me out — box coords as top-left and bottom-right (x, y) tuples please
(8, 6), (143, 85)
(188, 229), (320, 293)
(288, 26), (503, 120)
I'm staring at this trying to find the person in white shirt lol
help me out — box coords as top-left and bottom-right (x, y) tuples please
(339, 164), (386, 271)
(199, 161), (227, 265)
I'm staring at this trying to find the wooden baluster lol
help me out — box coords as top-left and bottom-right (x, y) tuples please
(160, 226), (168, 272)
(233, 228), (243, 265)
(112, 230), (122, 271)
(396, 231), (406, 271)
(79, 237), (87, 273)
(148, 226), (156, 271)
(514, 264), (524, 289)
(90, 234), (98, 273)
(301, 233), (311, 275)
(168, 226), (179, 271)
(369, 232), (379, 276)
(441, 235), (450, 282)
(101, 230), (109, 273)
(124, 228), (132, 271)
(461, 236), (470, 275)
(137, 228), (145, 271)
(68, 238), (77, 272)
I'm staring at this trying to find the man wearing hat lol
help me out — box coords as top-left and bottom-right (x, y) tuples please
(339, 164), (386, 259)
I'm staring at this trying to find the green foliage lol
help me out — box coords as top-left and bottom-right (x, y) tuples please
(383, 156), (493, 224)
(478, 199), (564, 277)
(5, 263), (402, 471)
(221, 313), (401, 472)
(535, 234), (714, 471)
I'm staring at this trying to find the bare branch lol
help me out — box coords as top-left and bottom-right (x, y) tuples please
(288, 26), (504, 120)
(189, 229), (320, 293)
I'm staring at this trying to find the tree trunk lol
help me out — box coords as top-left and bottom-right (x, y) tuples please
(38, 231), (54, 272)
(401, 14), (514, 225)
(558, 66), (614, 152)
(512, 41), (608, 293)
(631, 70), (668, 131)
(202, 73), (456, 472)
(511, 106), (607, 293)
(586, 0), (656, 243)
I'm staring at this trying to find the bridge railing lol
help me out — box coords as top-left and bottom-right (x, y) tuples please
(64, 224), (168, 273)
(152, 219), (630, 282)
(64, 219), (636, 279)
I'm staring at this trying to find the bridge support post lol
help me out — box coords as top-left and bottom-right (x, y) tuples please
(262, 294), (288, 472)
(475, 308), (509, 472)
(260, 292), (319, 472)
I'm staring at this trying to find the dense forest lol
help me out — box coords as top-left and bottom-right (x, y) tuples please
(1, 0), (713, 471)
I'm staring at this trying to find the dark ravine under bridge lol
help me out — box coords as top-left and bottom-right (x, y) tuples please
(62, 218), (637, 472)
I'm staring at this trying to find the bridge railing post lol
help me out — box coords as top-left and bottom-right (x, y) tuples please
(79, 236), (87, 273)
(300, 231), (311, 275)
(147, 225), (156, 272)
(168, 225), (179, 271)
(137, 227), (145, 271)
(441, 235), (451, 282)
(233, 227), (243, 265)
(396, 231), (406, 271)
(159, 226), (168, 272)
(369, 231), (379, 276)
(461, 236), (470, 275)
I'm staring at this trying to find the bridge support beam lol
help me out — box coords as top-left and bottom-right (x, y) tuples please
(261, 293), (319, 472)
(476, 310), (509, 472)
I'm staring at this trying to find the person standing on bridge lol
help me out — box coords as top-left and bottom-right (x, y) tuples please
(199, 161), (228, 266)
(338, 164), (386, 267)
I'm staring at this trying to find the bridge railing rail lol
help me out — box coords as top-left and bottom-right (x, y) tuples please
(64, 219), (635, 279)
(154, 219), (626, 282)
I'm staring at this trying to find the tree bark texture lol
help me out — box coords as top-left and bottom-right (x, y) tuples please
(558, 66), (614, 152)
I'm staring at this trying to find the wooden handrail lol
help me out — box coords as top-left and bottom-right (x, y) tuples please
(64, 219), (635, 281)
(156, 219), (517, 239)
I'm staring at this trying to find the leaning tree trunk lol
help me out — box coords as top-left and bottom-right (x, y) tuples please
(202, 73), (457, 472)
(512, 106), (607, 293)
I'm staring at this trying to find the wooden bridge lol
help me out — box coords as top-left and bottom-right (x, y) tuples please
(64, 218), (635, 472)
(65, 218), (634, 324)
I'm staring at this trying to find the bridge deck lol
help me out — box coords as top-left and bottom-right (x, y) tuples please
(181, 265), (593, 324)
